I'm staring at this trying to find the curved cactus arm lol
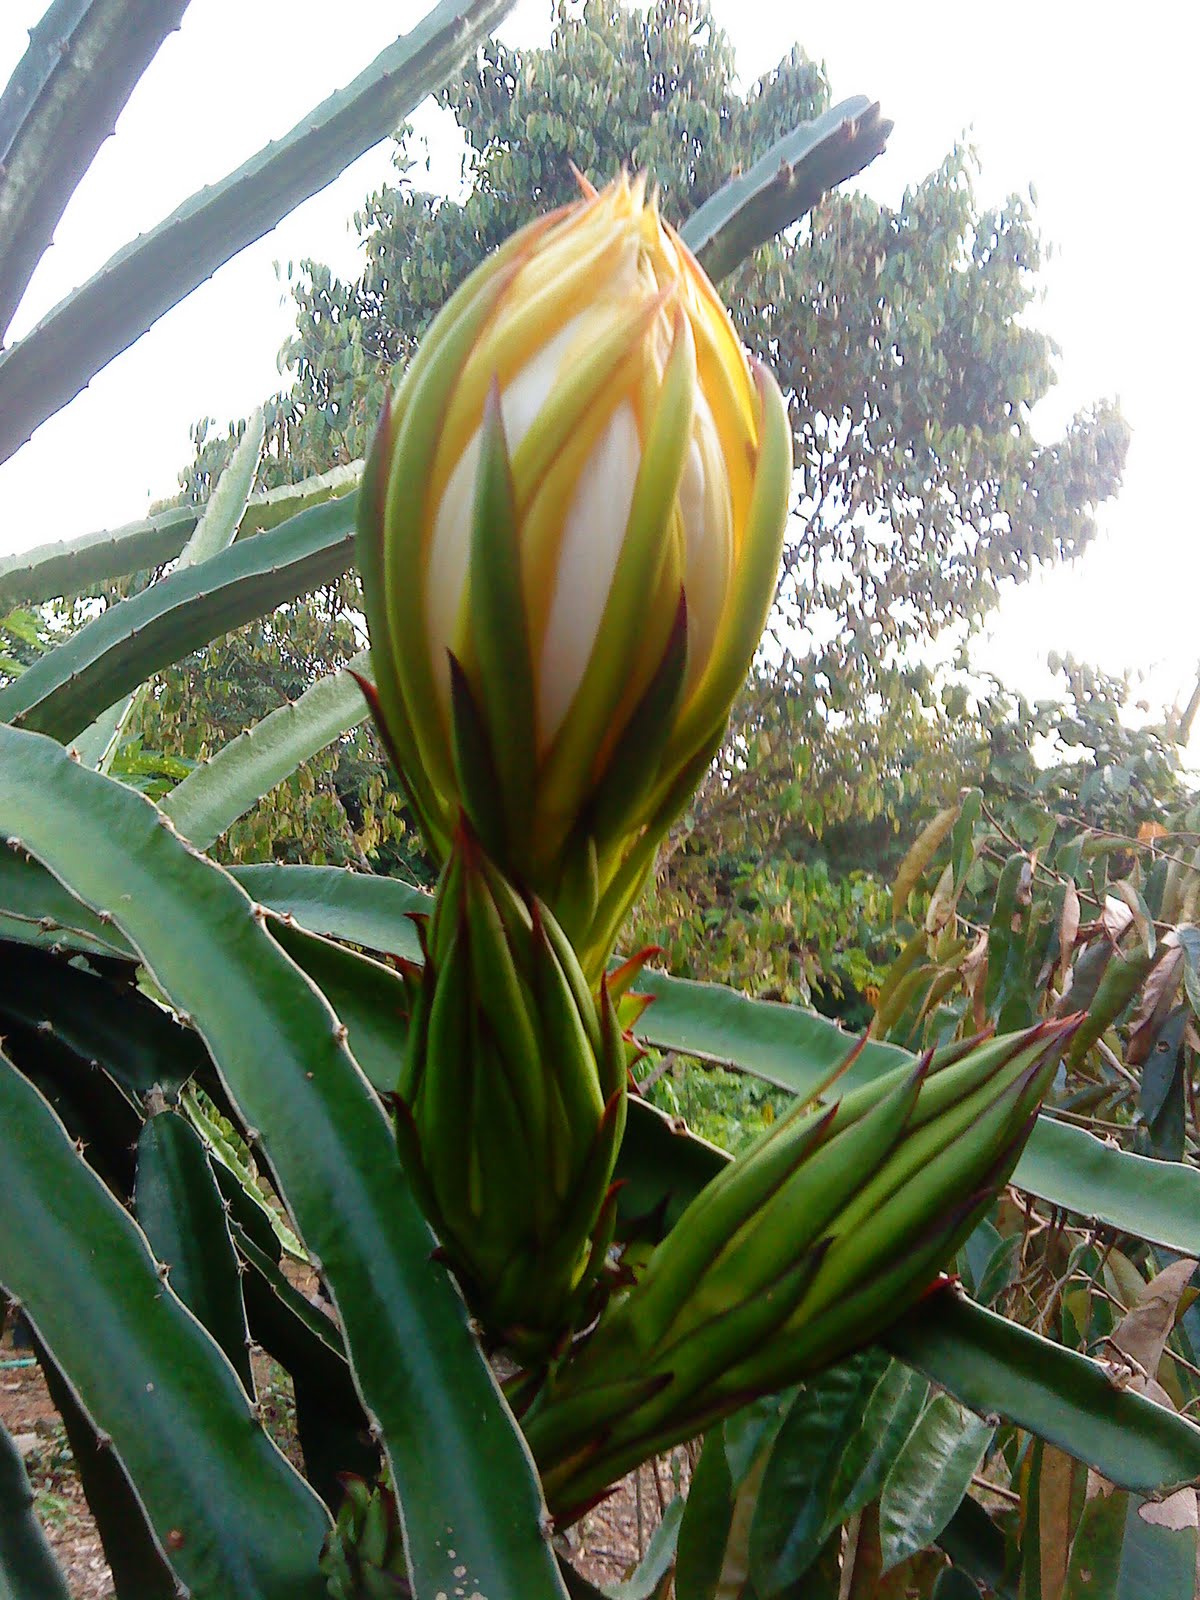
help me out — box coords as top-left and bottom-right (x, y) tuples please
(32, 1337), (180, 1600)
(0, 940), (206, 1100)
(0, 1044), (331, 1600)
(268, 917), (408, 1095)
(135, 1110), (255, 1391)
(161, 647), (370, 850)
(0, 1413), (72, 1600)
(0, 503), (197, 612)
(679, 96), (893, 283)
(230, 860), (428, 958)
(0, 0), (515, 464)
(73, 407), (266, 771)
(0, 462), (362, 611)
(0, 724), (570, 1600)
(888, 1292), (1200, 1497)
(0, 0), (191, 342)
(0, 492), (357, 739)
(232, 1222), (380, 1509)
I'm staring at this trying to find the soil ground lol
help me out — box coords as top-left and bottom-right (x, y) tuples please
(1, 1328), (669, 1598)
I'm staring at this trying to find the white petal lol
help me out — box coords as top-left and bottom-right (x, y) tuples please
(537, 401), (641, 747)
(499, 312), (588, 453)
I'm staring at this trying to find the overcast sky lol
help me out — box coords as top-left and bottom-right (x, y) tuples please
(1, 0), (1196, 738)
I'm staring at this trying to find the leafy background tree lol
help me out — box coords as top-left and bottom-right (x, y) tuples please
(150, 0), (1146, 1018)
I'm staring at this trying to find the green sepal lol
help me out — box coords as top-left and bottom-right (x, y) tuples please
(381, 265), (512, 798)
(461, 850), (548, 1150)
(588, 589), (689, 850)
(529, 912), (606, 1145)
(448, 653), (509, 863)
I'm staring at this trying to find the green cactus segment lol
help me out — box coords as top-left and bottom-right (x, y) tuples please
(229, 861), (428, 960)
(33, 1337), (180, 1600)
(135, 1111), (255, 1390)
(888, 1292), (1200, 1497)
(397, 834), (631, 1357)
(678, 96), (893, 283)
(0, 1414), (71, 1600)
(0, 0), (191, 343)
(0, 503), (197, 611)
(0, 0), (517, 464)
(269, 918), (409, 1095)
(526, 1023), (1071, 1513)
(0, 843), (131, 958)
(0, 940), (205, 1100)
(0, 725), (569, 1600)
(0, 462), (362, 611)
(231, 1222), (379, 1509)
(0, 1045), (330, 1599)
(0, 493), (358, 739)
(161, 649), (370, 850)
(74, 411), (266, 772)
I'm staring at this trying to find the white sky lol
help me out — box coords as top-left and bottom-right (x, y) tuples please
(1, 0), (1197, 736)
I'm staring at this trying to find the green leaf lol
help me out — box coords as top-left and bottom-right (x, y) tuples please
(161, 648), (369, 849)
(749, 1350), (890, 1594)
(0, 724), (568, 1600)
(823, 1360), (929, 1534)
(674, 1422), (735, 1600)
(0, 1044), (331, 1599)
(935, 1495), (1015, 1600)
(607, 1498), (684, 1600)
(135, 1110), (255, 1390)
(890, 803), (960, 920)
(679, 97), (892, 282)
(0, 1414), (71, 1600)
(0, 0), (191, 341)
(0, 493), (358, 739)
(1108, 1492), (1199, 1600)
(888, 1293), (1200, 1496)
(0, 0), (517, 464)
(1061, 1490), (1128, 1600)
(877, 1394), (993, 1571)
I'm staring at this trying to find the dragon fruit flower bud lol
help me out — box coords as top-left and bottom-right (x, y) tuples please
(357, 171), (791, 977)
